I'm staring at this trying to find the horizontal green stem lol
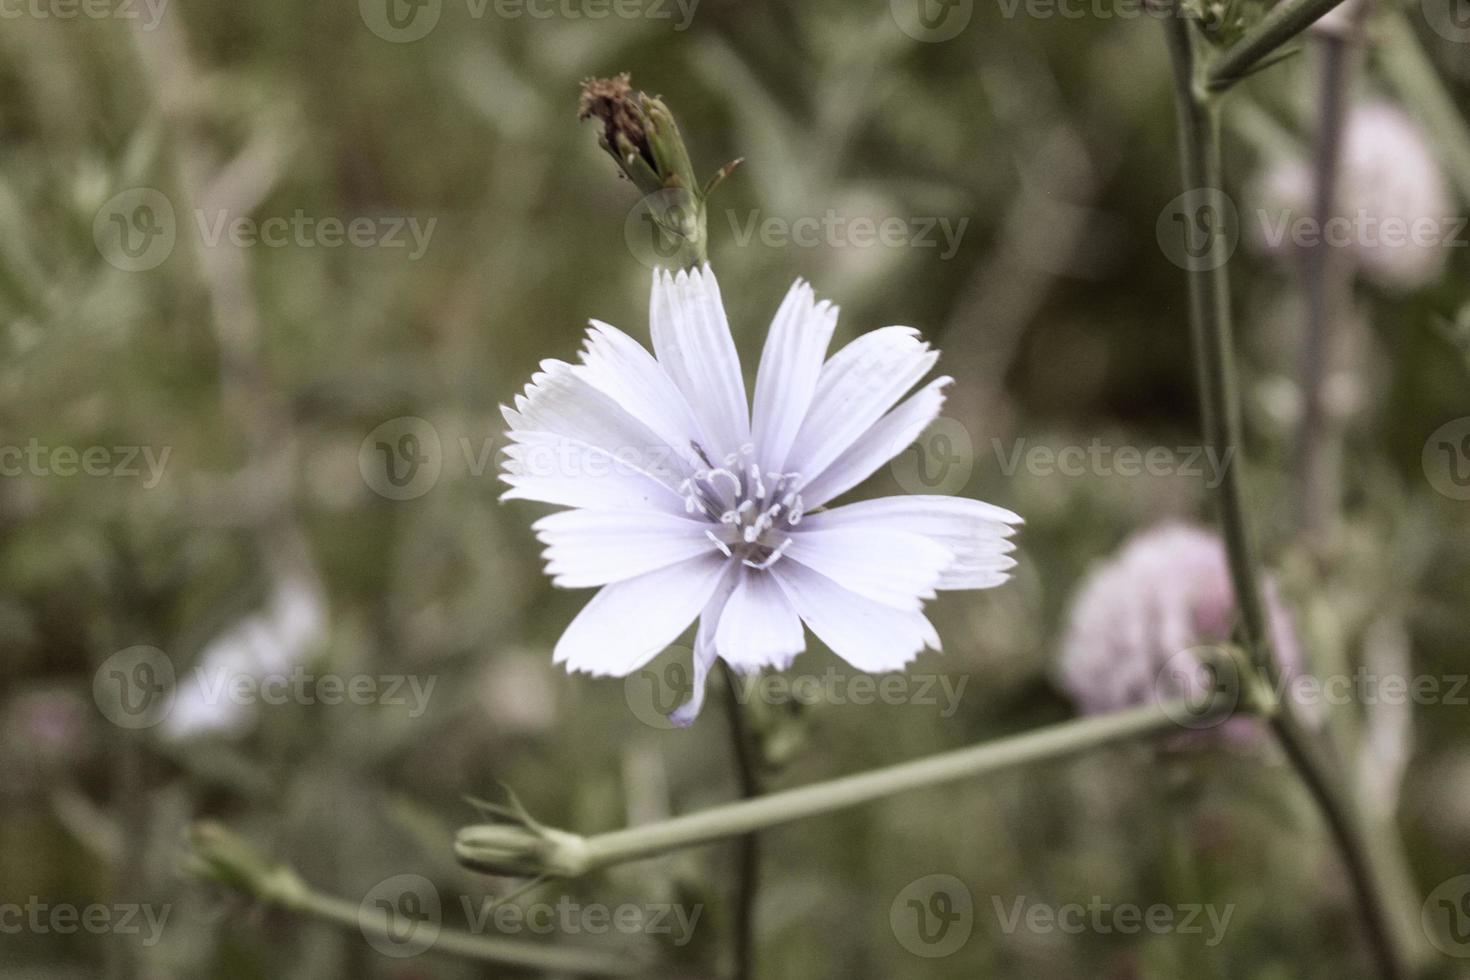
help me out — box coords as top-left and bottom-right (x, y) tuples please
(462, 700), (1223, 877)
(1206, 0), (1349, 90)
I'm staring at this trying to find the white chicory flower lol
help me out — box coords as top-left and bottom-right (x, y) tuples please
(501, 265), (1021, 724)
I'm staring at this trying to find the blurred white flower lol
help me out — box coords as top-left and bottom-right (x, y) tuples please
(1057, 523), (1305, 742)
(164, 575), (328, 740)
(1251, 100), (1453, 291)
(501, 264), (1021, 724)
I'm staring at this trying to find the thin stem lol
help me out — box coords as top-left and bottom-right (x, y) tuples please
(300, 890), (640, 975)
(1206, 0), (1350, 90)
(572, 700), (1217, 873)
(1377, 7), (1470, 206)
(720, 663), (760, 980)
(189, 825), (640, 976)
(1295, 26), (1360, 539)
(1164, 15), (1411, 980)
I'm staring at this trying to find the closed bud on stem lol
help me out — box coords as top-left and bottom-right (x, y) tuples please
(454, 823), (592, 879)
(578, 73), (741, 268)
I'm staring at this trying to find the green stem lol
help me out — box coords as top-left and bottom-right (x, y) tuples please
(1296, 27), (1360, 539)
(1164, 15), (1411, 980)
(720, 663), (760, 980)
(562, 701), (1217, 874)
(298, 889), (640, 975)
(1206, 0), (1350, 90)
(188, 825), (639, 976)
(1376, 8), (1470, 206)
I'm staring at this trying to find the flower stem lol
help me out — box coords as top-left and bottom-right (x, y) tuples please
(1376, 7), (1470, 206)
(1205, 0), (1350, 90)
(1163, 15), (1411, 980)
(1295, 22), (1362, 539)
(562, 700), (1216, 873)
(187, 823), (641, 976)
(720, 663), (761, 980)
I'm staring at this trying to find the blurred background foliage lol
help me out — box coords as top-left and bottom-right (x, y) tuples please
(1, 0), (1469, 977)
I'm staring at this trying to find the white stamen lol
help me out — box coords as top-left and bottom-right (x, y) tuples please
(709, 467), (742, 498)
(743, 537), (793, 570)
(705, 530), (732, 557)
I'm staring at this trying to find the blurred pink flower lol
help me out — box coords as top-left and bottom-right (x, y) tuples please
(1057, 523), (1307, 742)
(1251, 100), (1452, 292)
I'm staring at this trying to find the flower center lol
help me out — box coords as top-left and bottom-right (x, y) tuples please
(679, 443), (803, 570)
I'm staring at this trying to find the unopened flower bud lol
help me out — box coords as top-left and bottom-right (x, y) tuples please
(454, 822), (592, 879)
(578, 73), (741, 268)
